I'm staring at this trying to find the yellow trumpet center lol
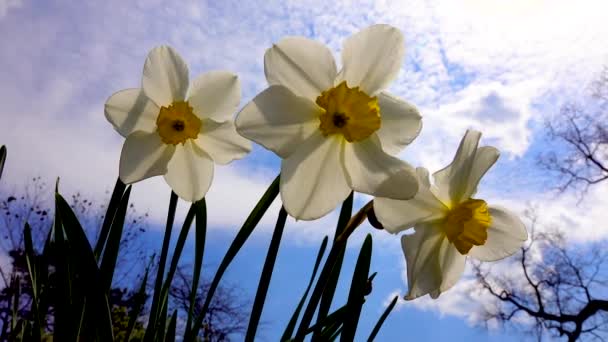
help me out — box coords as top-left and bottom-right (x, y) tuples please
(443, 199), (492, 255)
(156, 101), (202, 145)
(316, 81), (380, 142)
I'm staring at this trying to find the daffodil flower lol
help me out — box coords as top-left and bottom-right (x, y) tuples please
(236, 25), (422, 220)
(374, 130), (527, 299)
(105, 46), (251, 202)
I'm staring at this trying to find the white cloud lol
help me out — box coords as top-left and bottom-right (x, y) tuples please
(1, 0), (607, 250)
(0, 0), (20, 19)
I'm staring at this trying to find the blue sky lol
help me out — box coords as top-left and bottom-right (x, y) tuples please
(2, 0), (608, 340)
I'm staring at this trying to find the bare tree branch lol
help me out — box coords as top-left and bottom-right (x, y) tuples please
(473, 210), (608, 341)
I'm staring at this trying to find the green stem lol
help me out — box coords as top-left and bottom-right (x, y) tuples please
(245, 207), (288, 342)
(94, 178), (126, 259)
(144, 191), (178, 342)
(185, 199), (207, 336)
(188, 176), (280, 341)
(367, 295), (398, 341)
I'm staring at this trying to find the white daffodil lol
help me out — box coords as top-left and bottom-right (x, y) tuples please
(374, 130), (527, 299)
(105, 46), (251, 202)
(236, 25), (422, 220)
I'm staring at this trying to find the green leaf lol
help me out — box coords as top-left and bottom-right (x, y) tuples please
(145, 191), (178, 342)
(306, 304), (347, 335)
(188, 175), (280, 340)
(9, 319), (26, 341)
(245, 206), (288, 342)
(18, 320), (31, 342)
(52, 192), (72, 341)
(11, 275), (20, 333)
(367, 295), (398, 342)
(185, 199), (207, 336)
(341, 234), (373, 341)
(165, 311), (177, 342)
(280, 236), (328, 341)
(23, 223), (42, 341)
(23, 224), (37, 298)
(156, 298), (169, 342)
(295, 194), (353, 340)
(327, 325), (343, 341)
(0, 145), (6, 181)
(36, 228), (52, 332)
(314, 193), (353, 338)
(56, 193), (114, 341)
(99, 186), (132, 291)
(157, 201), (198, 328)
(126, 266), (150, 342)
(94, 178), (126, 259)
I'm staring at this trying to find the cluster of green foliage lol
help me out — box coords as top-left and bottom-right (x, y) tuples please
(0, 145), (397, 341)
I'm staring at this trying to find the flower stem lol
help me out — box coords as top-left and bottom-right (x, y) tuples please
(144, 191), (178, 342)
(245, 206), (288, 342)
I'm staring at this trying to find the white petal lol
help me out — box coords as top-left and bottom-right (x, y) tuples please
(142, 46), (189, 107)
(402, 225), (466, 300)
(343, 136), (418, 200)
(469, 206), (527, 262)
(376, 92), (422, 155)
(265, 36), (337, 101)
(236, 85), (320, 159)
(463, 146), (500, 198)
(105, 88), (159, 137)
(374, 167), (447, 234)
(433, 130), (499, 204)
(280, 133), (350, 220)
(431, 237), (467, 299)
(163, 141), (214, 202)
(417, 167), (431, 188)
(119, 132), (175, 184)
(187, 71), (240, 122)
(196, 119), (251, 165)
(337, 25), (405, 95)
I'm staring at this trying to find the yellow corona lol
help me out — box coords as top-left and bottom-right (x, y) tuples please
(443, 199), (492, 255)
(156, 101), (202, 145)
(316, 81), (380, 142)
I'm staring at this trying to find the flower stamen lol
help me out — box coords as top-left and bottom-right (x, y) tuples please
(443, 199), (492, 255)
(317, 81), (380, 142)
(156, 101), (201, 145)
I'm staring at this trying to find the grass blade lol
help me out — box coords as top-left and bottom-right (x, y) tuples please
(245, 206), (288, 342)
(23, 223), (42, 341)
(189, 175), (280, 340)
(0, 145), (6, 181)
(126, 267), (150, 341)
(145, 191), (178, 342)
(56, 193), (114, 341)
(295, 194), (353, 340)
(306, 304), (347, 335)
(165, 311), (177, 342)
(52, 192), (72, 340)
(156, 298), (169, 342)
(94, 178), (126, 258)
(99, 186), (132, 290)
(185, 199), (207, 336)
(367, 295), (398, 341)
(328, 326), (343, 341)
(281, 236), (328, 341)
(314, 193), (353, 338)
(11, 275), (20, 333)
(157, 201), (198, 328)
(23, 224), (37, 299)
(341, 234), (373, 342)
